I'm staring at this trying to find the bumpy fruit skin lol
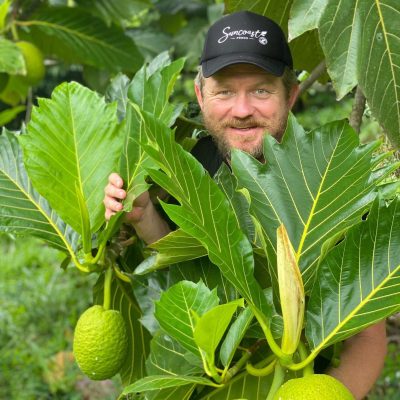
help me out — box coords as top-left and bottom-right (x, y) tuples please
(274, 374), (355, 400)
(73, 305), (128, 381)
(15, 41), (45, 85)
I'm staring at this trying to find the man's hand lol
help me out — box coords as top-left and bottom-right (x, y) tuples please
(104, 173), (151, 223)
(103, 173), (170, 244)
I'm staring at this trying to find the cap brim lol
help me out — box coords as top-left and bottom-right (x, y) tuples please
(202, 53), (286, 78)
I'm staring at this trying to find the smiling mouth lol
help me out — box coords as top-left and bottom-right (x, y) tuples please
(229, 125), (264, 134)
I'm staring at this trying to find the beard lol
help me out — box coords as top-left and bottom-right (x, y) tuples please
(202, 114), (288, 160)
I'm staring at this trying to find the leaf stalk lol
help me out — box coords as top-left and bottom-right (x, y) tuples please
(265, 362), (285, 400)
(103, 266), (113, 310)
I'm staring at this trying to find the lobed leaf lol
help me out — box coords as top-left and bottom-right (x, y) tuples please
(358, 0), (400, 148)
(146, 332), (203, 377)
(198, 372), (273, 399)
(215, 163), (255, 242)
(220, 306), (254, 368)
(122, 375), (221, 395)
(232, 116), (398, 291)
(289, 0), (328, 40)
(137, 108), (272, 318)
(194, 299), (244, 364)
(154, 280), (219, 356)
(20, 82), (125, 236)
(306, 196), (400, 353)
(120, 55), (185, 207)
(17, 7), (143, 72)
(0, 129), (78, 254)
(75, 0), (151, 27)
(135, 229), (207, 275)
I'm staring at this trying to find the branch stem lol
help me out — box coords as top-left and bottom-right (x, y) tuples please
(266, 362), (285, 400)
(298, 60), (326, 96)
(349, 86), (366, 134)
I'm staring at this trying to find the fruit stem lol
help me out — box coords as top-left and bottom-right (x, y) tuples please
(11, 21), (18, 40)
(298, 341), (314, 377)
(113, 262), (132, 283)
(103, 267), (113, 310)
(246, 357), (276, 377)
(285, 350), (318, 371)
(266, 362), (285, 400)
(251, 305), (292, 364)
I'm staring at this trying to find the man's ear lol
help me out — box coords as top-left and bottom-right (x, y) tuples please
(194, 83), (204, 110)
(288, 84), (300, 110)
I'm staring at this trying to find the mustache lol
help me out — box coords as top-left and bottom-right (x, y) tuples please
(221, 119), (267, 129)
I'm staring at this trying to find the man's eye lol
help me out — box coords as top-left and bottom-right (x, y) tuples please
(254, 88), (271, 96)
(217, 90), (232, 96)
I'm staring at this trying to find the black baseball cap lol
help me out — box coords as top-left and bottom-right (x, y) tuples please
(200, 11), (293, 78)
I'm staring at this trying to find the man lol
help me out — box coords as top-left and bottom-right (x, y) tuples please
(103, 10), (386, 399)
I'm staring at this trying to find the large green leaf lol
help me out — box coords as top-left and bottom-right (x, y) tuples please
(121, 54), (185, 206)
(147, 332), (203, 376)
(133, 258), (239, 338)
(225, 0), (292, 30)
(214, 163), (255, 243)
(138, 109), (272, 317)
(144, 385), (195, 400)
(154, 280), (219, 356)
(0, 38), (25, 75)
(199, 372), (273, 399)
(122, 375), (221, 395)
(20, 82), (125, 236)
(289, 0), (328, 39)
(17, 7), (143, 72)
(358, 0), (400, 148)
(317, 1), (360, 99)
(135, 229), (207, 275)
(219, 306), (254, 368)
(0, 129), (78, 254)
(193, 299), (244, 365)
(75, 0), (151, 27)
(232, 116), (398, 291)
(306, 196), (400, 354)
(290, 0), (400, 147)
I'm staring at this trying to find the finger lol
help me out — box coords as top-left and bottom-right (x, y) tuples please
(105, 209), (115, 221)
(108, 173), (124, 188)
(104, 184), (126, 200)
(104, 196), (124, 212)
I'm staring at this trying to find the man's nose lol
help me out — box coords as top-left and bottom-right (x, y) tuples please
(230, 93), (254, 118)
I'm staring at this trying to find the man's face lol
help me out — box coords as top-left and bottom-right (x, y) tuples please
(195, 64), (298, 159)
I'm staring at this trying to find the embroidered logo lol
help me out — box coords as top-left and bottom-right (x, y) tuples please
(218, 26), (268, 45)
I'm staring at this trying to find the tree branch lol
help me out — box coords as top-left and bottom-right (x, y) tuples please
(349, 86), (366, 134)
(298, 60), (326, 97)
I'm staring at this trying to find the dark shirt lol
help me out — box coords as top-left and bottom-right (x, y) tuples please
(190, 135), (224, 176)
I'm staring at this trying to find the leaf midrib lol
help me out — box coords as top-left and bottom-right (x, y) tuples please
(311, 252), (399, 355)
(16, 19), (130, 59)
(374, 0), (400, 128)
(2, 166), (73, 255)
(296, 128), (342, 262)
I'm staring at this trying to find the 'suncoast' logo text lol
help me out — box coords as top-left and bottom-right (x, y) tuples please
(218, 26), (268, 45)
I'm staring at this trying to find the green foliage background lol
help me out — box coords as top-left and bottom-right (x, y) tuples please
(0, 0), (399, 398)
